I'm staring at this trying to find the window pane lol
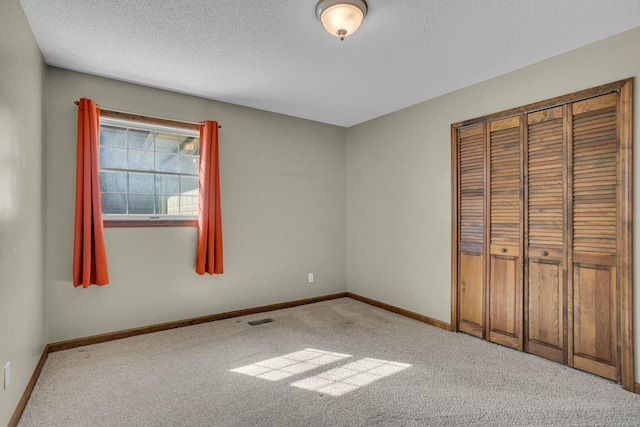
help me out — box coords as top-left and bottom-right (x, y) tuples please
(156, 174), (179, 195)
(155, 153), (179, 173)
(99, 120), (200, 219)
(158, 195), (179, 215)
(128, 149), (154, 171)
(179, 155), (199, 174)
(101, 193), (127, 214)
(180, 195), (199, 216)
(180, 176), (199, 193)
(156, 195), (167, 215)
(155, 133), (181, 153)
(128, 172), (154, 194)
(100, 126), (127, 148)
(128, 129), (153, 150)
(128, 194), (155, 214)
(179, 138), (199, 155)
(100, 146), (127, 169)
(100, 171), (127, 193)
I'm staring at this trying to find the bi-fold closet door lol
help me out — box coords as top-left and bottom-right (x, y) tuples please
(484, 111), (566, 358)
(524, 95), (622, 377)
(524, 106), (566, 364)
(453, 79), (633, 390)
(487, 117), (523, 350)
(457, 124), (485, 338)
(568, 94), (621, 380)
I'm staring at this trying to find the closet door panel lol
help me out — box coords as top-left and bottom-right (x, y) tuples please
(527, 258), (564, 362)
(525, 107), (565, 363)
(573, 261), (617, 380)
(488, 117), (523, 350)
(489, 250), (521, 347)
(459, 252), (484, 336)
(570, 94), (619, 381)
(457, 124), (485, 337)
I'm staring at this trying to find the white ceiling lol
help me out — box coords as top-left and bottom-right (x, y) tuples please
(20, 0), (640, 127)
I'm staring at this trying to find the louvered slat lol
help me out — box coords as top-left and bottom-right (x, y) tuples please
(528, 117), (563, 247)
(459, 126), (484, 246)
(490, 125), (520, 246)
(572, 107), (617, 253)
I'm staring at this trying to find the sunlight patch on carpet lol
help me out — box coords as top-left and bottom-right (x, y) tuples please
(230, 348), (352, 381)
(291, 358), (412, 396)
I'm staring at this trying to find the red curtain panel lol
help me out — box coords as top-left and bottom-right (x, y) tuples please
(72, 98), (109, 287)
(196, 120), (224, 274)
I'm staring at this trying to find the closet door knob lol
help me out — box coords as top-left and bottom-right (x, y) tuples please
(500, 248), (507, 253)
(541, 251), (548, 257)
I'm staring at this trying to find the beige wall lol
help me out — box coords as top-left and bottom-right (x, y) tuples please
(0, 0), (47, 424)
(347, 26), (640, 381)
(45, 69), (347, 342)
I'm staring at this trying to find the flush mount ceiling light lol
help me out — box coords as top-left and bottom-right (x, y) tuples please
(316, 0), (368, 41)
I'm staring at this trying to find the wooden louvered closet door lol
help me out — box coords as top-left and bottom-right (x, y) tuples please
(457, 124), (485, 338)
(487, 116), (523, 350)
(525, 107), (566, 363)
(453, 79), (633, 391)
(570, 93), (620, 381)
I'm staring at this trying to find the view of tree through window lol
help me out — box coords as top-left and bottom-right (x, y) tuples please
(99, 119), (200, 217)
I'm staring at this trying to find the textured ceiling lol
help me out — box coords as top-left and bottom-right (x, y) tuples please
(20, 0), (640, 127)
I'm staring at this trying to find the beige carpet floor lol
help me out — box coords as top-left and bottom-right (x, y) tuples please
(17, 297), (640, 426)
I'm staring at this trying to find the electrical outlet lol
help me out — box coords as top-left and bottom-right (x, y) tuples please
(4, 361), (10, 390)
(308, 273), (314, 284)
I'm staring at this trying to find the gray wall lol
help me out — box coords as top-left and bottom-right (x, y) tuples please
(45, 69), (347, 342)
(346, 26), (640, 381)
(0, 0), (47, 424)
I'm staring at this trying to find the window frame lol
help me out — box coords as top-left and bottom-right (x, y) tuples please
(99, 110), (200, 228)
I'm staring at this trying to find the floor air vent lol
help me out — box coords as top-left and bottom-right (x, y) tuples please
(248, 318), (274, 326)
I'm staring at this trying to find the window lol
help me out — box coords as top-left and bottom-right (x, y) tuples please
(98, 112), (200, 226)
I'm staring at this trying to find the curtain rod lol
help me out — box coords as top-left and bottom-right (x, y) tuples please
(73, 100), (221, 128)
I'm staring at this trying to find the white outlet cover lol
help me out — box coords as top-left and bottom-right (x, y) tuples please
(4, 361), (10, 389)
(308, 273), (314, 283)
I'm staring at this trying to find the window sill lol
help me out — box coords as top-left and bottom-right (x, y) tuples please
(104, 219), (198, 228)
